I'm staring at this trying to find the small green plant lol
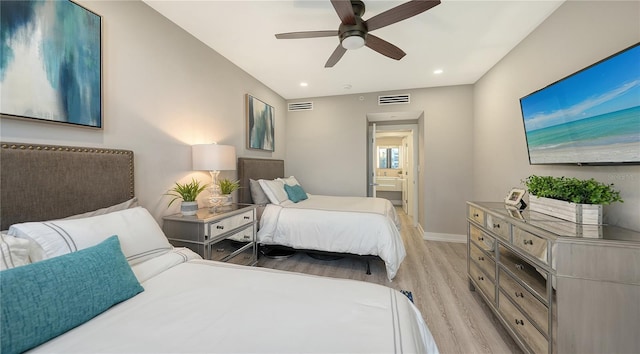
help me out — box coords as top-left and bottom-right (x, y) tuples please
(165, 178), (207, 206)
(218, 178), (240, 195)
(523, 175), (623, 205)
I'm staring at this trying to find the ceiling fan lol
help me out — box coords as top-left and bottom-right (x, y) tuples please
(275, 0), (441, 68)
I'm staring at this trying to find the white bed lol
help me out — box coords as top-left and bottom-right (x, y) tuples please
(258, 194), (407, 280)
(1, 207), (436, 354)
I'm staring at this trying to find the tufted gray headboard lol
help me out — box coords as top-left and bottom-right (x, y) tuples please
(237, 158), (284, 204)
(0, 142), (134, 230)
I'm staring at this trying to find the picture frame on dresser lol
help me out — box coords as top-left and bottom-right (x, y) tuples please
(246, 94), (275, 151)
(0, 0), (102, 129)
(505, 188), (527, 210)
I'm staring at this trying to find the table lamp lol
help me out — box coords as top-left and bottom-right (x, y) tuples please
(192, 143), (236, 208)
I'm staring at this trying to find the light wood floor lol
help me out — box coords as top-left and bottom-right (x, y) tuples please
(258, 208), (522, 354)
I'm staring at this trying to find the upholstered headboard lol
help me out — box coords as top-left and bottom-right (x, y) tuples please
(237, 158), (284, 204)
(0, 142), (134, 230)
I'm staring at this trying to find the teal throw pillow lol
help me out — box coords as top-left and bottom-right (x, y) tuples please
(0, 236), (144, 354)
(284, 184), (308, 203)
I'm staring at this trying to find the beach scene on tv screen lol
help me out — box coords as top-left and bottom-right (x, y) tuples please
(521, 45), (640, 164)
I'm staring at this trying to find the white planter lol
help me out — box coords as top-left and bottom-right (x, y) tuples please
(529, 196), (602, 225)
(180, 201), (198, 216)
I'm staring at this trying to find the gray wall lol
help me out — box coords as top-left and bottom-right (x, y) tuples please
(0, 0), (286, 222)
(285, 86), (474, 237)
(473, 0), (640, 231)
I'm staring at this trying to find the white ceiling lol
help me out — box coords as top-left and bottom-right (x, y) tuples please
(144, 0), (564, 100)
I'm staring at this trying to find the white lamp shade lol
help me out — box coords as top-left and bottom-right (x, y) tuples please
(192, 144), (236, 171)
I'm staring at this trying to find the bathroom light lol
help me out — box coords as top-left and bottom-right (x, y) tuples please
(342, 35), (365, 50)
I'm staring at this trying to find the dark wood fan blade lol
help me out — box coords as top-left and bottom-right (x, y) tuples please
(275, 30), (339, 39)
(331, 0), (356, 25)
(365, 34), (406, 60)
(366, 0), (440, 32)
(325, 44), (348, 67)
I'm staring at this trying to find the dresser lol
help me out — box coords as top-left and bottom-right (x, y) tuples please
(467, 201), (640, 354)
(163, 204), (257, 266)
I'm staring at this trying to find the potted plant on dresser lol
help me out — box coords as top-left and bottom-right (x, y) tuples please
(523, 175), (623, 224)
(166, 178), (207, 216)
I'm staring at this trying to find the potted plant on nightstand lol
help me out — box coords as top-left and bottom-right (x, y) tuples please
(523, 175), (623, 224)
(217, 178), (240, 205)
(166, 178), (207, 216)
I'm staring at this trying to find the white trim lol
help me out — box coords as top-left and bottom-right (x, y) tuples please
(418, 225), (466, 243)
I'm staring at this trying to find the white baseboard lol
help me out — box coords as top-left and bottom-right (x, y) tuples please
(417, 223), (466, 243)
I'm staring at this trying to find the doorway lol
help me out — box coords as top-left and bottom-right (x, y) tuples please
(367, 122), (418, 225)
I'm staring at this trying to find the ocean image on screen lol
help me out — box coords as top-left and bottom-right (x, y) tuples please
(520, 44), (640, 164)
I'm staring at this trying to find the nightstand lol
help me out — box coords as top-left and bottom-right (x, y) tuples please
(162, 204), (257, 266)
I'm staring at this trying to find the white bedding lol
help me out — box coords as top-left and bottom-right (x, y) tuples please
(29, 253), (438, 354)
(258, 195), (406, 280)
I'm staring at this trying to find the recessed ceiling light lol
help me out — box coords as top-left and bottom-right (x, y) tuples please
(300, 82), (308, 87)
(433, 69), (444, 75)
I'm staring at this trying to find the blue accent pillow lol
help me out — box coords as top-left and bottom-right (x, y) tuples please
(284, 184), (308, 203)
(0, 236), (144, 354)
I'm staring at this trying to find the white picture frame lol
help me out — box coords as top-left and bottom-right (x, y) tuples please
(505, 188), (526, 207)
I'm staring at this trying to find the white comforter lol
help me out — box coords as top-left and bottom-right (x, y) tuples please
(30, 252), (438, 354)
(258, 195), (407, 280)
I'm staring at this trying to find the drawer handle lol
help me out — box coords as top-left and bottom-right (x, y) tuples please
(515, 319), (525, 326)
(493, 223), (500, 229)
(243, 235), (250, 240)
(515, 263), (525, 270)
(216, 248), (225, 252)
(523, 239), (534, 245)
(244, 216), (250, 220)
(478, 236), (484, 241)
(478, 256), (485, 261)
(515, 291), (524, 298)
(216, 225), (224, 230)
(473, 213), (479, 217)
(477, 275), (484, 281)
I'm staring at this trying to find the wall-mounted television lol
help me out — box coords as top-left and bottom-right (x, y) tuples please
(519, 43), (640, 165)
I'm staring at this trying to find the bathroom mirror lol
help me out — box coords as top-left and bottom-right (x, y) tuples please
(377, 146), (401, 169)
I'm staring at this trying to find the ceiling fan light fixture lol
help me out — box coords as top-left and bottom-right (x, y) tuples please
(341, 35), (365, 50)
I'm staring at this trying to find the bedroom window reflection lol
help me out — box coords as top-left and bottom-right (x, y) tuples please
(378, 146), (401, 169)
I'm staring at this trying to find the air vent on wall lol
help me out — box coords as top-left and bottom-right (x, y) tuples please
(378, 94), (410, 105)
(288, 102), (314, 111)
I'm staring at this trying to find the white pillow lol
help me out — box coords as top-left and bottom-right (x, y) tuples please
(278, 176), (300, 187)
(258, 179), (289, 204)
(0, 233), (31, 270)
(8, 207), (172, 266)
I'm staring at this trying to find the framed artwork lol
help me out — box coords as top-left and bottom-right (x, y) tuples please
(0, 0), (102, 129)
(246, 94), (274, 151)
(505, 188), (527, 210)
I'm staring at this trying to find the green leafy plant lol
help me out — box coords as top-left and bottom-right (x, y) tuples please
(165, 178), (207, 206)
(218, 178), (240, 195)
(523, 175), (623, 205)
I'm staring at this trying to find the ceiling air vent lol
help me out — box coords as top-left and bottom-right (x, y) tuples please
(288, 102), (313, 111)
(378, 94), (410, 105)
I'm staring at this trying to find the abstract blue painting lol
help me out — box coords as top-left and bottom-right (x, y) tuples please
(246, 94), (275, 151)
(0, 0), (102, 128)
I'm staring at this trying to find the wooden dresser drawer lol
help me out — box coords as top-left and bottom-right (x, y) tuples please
(470, 242), (496, 278)
(487, 214), (510, 241)
(468, 205), (485, 225)
(500, 268), (548, 335)
(470, 224), (495, 252)
(512, 226), (548, 265)
(208, 210), (254, 239)
(499, 244), (548, 302)
(470, 261), (495, 303)
(499, 292), (549, 354)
